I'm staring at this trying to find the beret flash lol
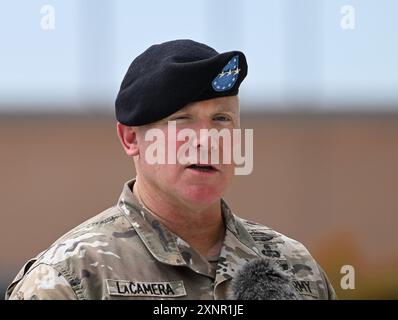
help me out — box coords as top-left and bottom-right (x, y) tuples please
(115, 39), (248, 126)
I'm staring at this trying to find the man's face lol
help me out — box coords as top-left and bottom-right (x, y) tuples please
(135, 95), (240, 207)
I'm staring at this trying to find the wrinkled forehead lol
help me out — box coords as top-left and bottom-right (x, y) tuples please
(175, 96), (240, 115)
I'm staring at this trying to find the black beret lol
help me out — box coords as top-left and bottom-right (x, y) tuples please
(115, 39), (248, 126)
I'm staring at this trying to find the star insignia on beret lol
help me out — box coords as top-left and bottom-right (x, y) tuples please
(212, 55), (240, 92)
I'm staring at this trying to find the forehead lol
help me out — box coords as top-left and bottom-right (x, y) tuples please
(176, 96), (239, 114)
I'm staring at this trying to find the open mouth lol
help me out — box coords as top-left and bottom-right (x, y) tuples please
(186, 164), (218, 173)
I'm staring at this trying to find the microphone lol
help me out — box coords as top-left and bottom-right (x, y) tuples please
(231, 258), (300, 300)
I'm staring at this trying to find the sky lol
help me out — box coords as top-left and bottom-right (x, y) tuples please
(0, 0), (397, 112)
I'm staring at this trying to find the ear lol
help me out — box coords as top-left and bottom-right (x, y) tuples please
(116, 122), (140, 156)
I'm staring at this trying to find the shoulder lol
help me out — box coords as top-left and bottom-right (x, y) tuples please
(35, 206), (131, 264)
(238, 217), (336, 299)
(7, 264), (77, 300)
(238, 217), (310, 260)
(35, 205), (139, 272)
(6, 206), (137, 299)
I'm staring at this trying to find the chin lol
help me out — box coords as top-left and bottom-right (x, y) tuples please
(178, 184), (224, 205)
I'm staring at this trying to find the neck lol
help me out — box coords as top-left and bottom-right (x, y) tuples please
(133, 177), (225, 258)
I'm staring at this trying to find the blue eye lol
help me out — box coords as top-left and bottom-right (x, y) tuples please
(213, 115), (231, 122)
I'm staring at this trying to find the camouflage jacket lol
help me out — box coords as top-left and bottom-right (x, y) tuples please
(6, 179), (336, 300)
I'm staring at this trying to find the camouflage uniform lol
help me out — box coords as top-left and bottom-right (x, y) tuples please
(6, 179), (336, 300)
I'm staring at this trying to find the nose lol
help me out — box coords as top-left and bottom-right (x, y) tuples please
(192, 121), (219, 152)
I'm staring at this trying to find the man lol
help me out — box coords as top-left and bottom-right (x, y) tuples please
(6, 39), (336, 300)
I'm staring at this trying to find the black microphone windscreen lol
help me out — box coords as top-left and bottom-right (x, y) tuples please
(231, 258), (300, 300)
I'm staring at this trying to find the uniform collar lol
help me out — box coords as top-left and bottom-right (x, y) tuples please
(117, 179), (261, 279)
(117, 179), (186, 267)
(215, 200), (262, 286)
